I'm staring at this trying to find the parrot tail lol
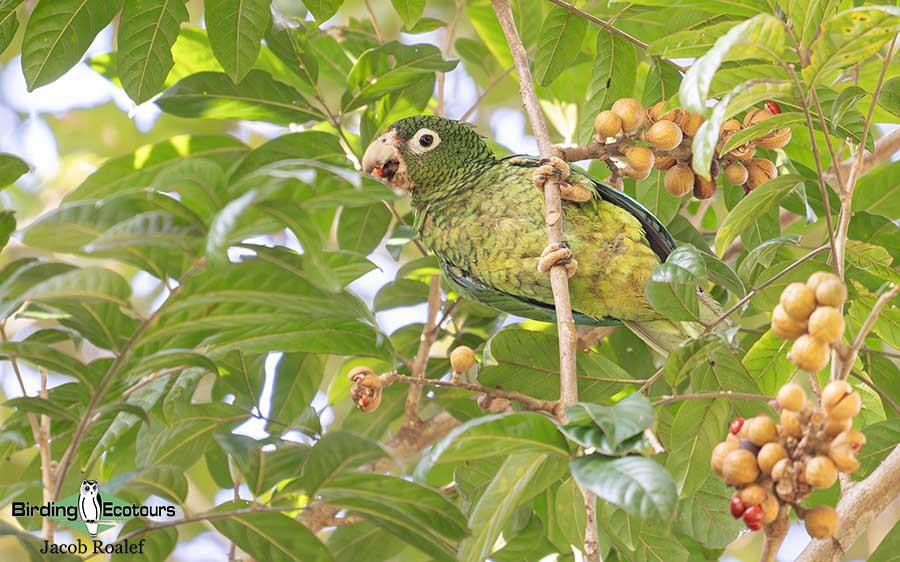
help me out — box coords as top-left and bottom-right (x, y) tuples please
(624, 292), (726, 356)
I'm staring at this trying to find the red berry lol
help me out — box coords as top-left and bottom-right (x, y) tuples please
(730, 495), (745, 518)
(744, 504), (764, 525)
(746, 520), (763, 531)
(765, 101), (781, 115)
(730, 418), (744, 435)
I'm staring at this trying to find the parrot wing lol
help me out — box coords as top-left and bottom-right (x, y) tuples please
(441, 259), (622, 326)
(501, 155), (676, 261)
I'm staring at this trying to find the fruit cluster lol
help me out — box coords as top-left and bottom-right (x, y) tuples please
(710, 381), (864, 539)
(592, 99), (790, 199)
(771, 272), (848, 373)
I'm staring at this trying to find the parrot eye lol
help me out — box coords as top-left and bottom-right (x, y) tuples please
(409, 128), (441, 154)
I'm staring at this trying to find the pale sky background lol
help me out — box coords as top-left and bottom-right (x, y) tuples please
(1, 12), (891, 561)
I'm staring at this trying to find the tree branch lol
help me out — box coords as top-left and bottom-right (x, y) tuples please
(491, 2), (593, 556)
(403, 275), (443, 427)
(796, 445), (900, 561)
(836, 285), (899, 380)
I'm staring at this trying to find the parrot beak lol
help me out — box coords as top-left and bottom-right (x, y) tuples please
(362, 130), (411, 189)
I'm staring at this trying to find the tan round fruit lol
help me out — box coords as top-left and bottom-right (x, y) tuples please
(647, 120), (683, 151)
(711, 440), (739, 476)
(777, 383), (807, 411)
(804, 505), (838, 539)
(748, 415), (778, 446)
(624, 165), (652, 180)
(624, 146), (655, 170)
(822, 381), (861, 419)
(450, 346), (476, 372)
(761, 493), (779, 524)
(757, 128), (792, 149)
(815, 279), (848, 307)
(739, 484), (767, 506)
(654, 155), (677, 170)
(664, 165), (694, 196)
(781, 282), (817, 322)
(681, 112), (705, 137)
(693, 174), (717, 199)
(771, 457), (790, 480)
(611, 98), (645, 133)
(808, 306), (845, 343)
(648, 102), (685, 126)
(806, 455), (838, 488)
(723, 449), (760, 485)
(743, 108), (774, 127)
(806, 271), (841, 292)
(724, 162), (749, 185)
(721, 119), (742, 136)
(831, 429), (866, 450)
(771, 304), (808, 340)
(829, 444), (860, 473)
(758, 442), (788, 476)
(594, 110), (623, 138)
(730, 144), (757, 161)
(790, 334), (830, 372)
(824, 416), (852, 437)
(780, 409), (803, 437)
(746, 158), (777, 190)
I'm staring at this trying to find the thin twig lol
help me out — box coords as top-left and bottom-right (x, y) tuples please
(836, 285), (899, 380)
(38, 368), (53, 543)
(363, 0), (384, 43)
(639, 366), (664, 395)
(701, 245), (829, 335)
(760, 505), (791, 562)
(384, 201), (429, 256)
(543, 0), (687, 73)
(403, 275), (443, 427)
(653, 391), (771, 407)
(383, 372), (560, 414)
(786, 65), (839, 275)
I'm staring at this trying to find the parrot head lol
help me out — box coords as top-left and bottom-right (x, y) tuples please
(362, 116), (495, 194)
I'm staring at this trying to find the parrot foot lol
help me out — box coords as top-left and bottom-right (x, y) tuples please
(537, 242), (578, 278)
(532, 157), (592, 202)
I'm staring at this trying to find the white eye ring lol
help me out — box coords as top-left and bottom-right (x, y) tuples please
(409, 128), (441, 154)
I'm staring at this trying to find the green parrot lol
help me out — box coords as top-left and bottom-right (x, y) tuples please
(362, 116), (715, 353)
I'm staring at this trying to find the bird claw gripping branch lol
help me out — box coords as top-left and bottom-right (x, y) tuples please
(532, 156), (593, 203)
(537, 241), (578, 278)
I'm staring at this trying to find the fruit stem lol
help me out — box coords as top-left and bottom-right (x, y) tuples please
(760, 505), (791, 562)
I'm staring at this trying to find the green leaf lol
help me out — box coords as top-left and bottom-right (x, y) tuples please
(674, 476), (744, 549)
(374, 279), (430, 311)
(879, 77), (900, 119)
(210, 500), (332, 562)
(117, 0), (189, 103)
(300, 431), (386, 494)
(415, 413), (570, 480)
(786, 0), (840, 52)
(229, 131), (343, 181)
(137, 403), (248, 469)
(0, 153), (28, 187)
(645, 263), (701, 322)
(390, 0), (424, 27)
(648, 22), (735, 58)
(715, 174), (804, 256)
(804, 6), (900, 87)
(853, 161), (900, 220)
(113, 518), (176, 562)
(635, 172), (679, 226)
(64, 135), (247, 202)
(479, 328), (635, 403)
(533, 6), (587, 87)
(742, 330), (795, 395)
(342, 41), (457, 112)
(572, 455), (677, 520)
(459, 452), (548, 562)
(703, 253), (746, 297)
(320, 473), (467, 561)
(109, 465), (189, 504)
(665, 399), (730, 496)
(737, 234), (800, 284)
(719, 112), (805, 154)
(869, 520), (900, 562)
(304, 0), (342, 24)
(565, 394), (654, 448)
(157, 70), (321, 123)
(578, 33), (637, 143)
(0, 211), (13, 252)
(0, 342), (95, 391)
(666, 245), (708, 281)
(856, 418), (899, 479)
(265, 20), (318, 86)
(555, 477), (587, 550)
(845, 241), (899, 285)
(21, 0), (123, 90)
(16, 267), (132, 314)
(204, 0), (271, 82)
(679, 14), (785, 114)
(337, 203), (392, 255)
(269, 353), (322, 431)
(403, 17), (446, 34)
(4, 396), (78, 421)
(0, 1), (23, 56)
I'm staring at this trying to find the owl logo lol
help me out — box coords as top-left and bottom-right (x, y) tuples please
(77, 480), (102, 537)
